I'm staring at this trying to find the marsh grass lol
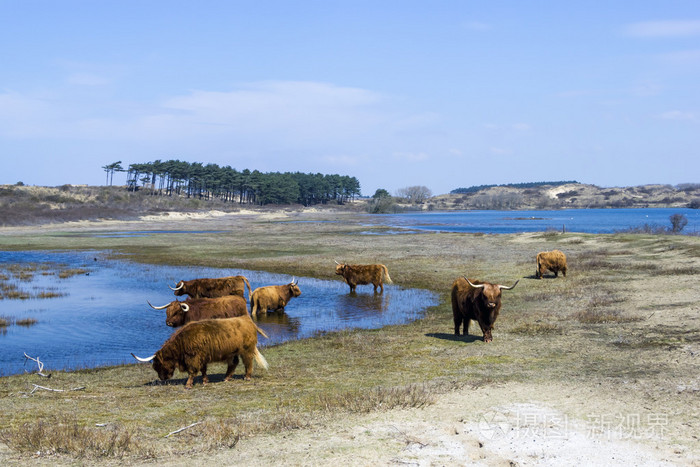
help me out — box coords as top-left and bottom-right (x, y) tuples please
(58, 268), (89, 278)
(15, 318), (37, 327)
(0, 262), (76, 300)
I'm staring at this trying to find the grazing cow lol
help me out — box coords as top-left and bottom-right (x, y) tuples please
(250, 278), (301, 316)
(132, 315), (268, 389)
(334, 261), (393, 293)
(451, 277), (519, 343)
(170, 275), (252, 299)
(148, 295), (249, 327)
(535, 250), (567, 279)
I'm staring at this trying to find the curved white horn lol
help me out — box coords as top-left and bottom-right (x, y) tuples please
(148, 301), (170, 310)
(168, 281), (184, 291)
(334, 260), (340, 265)
(181, 303), (189, 313)
(499, 280), (520, 291)
(465, 277), (485, 289)
(131, 352), (155, 363)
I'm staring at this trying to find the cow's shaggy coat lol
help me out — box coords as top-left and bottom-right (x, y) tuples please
(250, 280), (301, 316)
(149, 316), (268, 389)
(536, 250), (567, 279)
(171, 275), (252, 299)
(149, 295), (249, 327)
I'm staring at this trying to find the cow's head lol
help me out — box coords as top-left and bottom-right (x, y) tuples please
(465, 278), (519, 343)
(132, 352), (174, 381)
(152, 353), (175, 381)
(288, 278), (301, 297)
(169, 280), (186, 296)
(334, 261), (347, 276)
(148, 300), (189, 327)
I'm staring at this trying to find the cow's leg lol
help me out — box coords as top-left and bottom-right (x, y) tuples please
(201, 364), (209, 385)
(185, 371), (197, 389)
(453, 311), (463, 335)
(224, 355), (238, 381)
(242, 353), (254, 380)
(479, 321), (493, 343)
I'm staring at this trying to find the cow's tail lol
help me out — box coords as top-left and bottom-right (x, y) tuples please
(254, 347), (269, 370)
(382, 265), (393, 284)
(250, 294), (258, 316)
(254, 322), (269, 339)
(243, 277), (252, 299)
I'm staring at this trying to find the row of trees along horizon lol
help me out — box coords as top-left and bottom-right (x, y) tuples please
(102, 160), (361, 206)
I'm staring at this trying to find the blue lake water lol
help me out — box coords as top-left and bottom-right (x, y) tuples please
(0, 251), (437, 377)
(376, 208), (700, 234)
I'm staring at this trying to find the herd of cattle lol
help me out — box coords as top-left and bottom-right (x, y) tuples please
(132, 250), (568, 388)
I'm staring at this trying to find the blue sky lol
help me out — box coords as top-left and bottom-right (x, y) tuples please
(1, 1), (698, 196)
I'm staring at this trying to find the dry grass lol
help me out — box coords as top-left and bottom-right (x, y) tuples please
(318, 383), (437, 413)
(510, 322), (564, 335)
(0, 417), (147, 459)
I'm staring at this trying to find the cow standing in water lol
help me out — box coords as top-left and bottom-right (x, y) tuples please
(250, 278), (301, 316)
(170, 275), (252, 299)
(334, 262), (393, 293)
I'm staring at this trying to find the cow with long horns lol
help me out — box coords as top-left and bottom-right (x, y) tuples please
(334, 261), (393, 293)
(148, 295), (249, 327)
(451, 277), (519, 343)
(170, 275), (252, 299)
(250, 278), (301, 316)
(132, 315), (268, 389)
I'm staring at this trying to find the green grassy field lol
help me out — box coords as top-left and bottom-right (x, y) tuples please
(0, 212), (698, 462)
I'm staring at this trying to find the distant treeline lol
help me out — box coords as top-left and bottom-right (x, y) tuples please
(125, 160), (361, 206)
(451, 181), (579, 194)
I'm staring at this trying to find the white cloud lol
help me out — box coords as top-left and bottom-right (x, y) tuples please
(142, 81), (393, 144)
(0, 81), (399, 144)
(392, 151), (429, 162)
(624, 20), (700, 37)
(658, 110), (697, 121)
(489, 147), (511, 155)
(658, 48), (700, 66)
(321, 154), (363, 166)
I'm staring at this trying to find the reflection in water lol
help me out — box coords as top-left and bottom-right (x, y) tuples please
(0, 251), (438, 376)
(336, 292), (386, 317)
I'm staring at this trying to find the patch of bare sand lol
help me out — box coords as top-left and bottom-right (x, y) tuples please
(157, 381), (693, 467)
(0, 208), (328, 235)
